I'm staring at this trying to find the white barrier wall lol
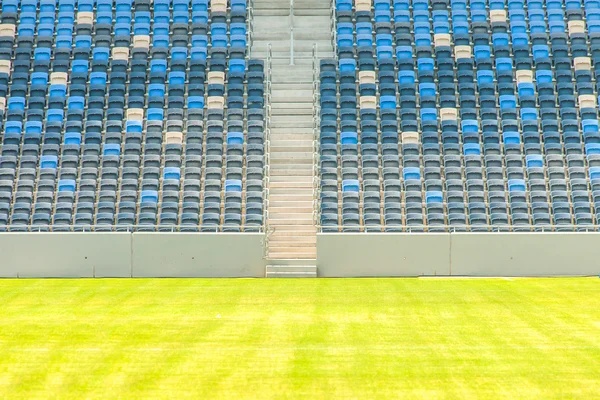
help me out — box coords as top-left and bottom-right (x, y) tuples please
(2, 232), (598, 278)
(317, 233), (451, 277)
(0, 233), (131, 278)
(317, 233), (600, 277)
(450, 233), (600, 276)
(0, 233), (266, 278)
(132, 233), (266, 277)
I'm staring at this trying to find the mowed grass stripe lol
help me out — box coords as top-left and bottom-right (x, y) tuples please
(0, 278), (598, 399)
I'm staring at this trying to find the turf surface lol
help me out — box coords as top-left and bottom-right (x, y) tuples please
(0, 278), (599, 399)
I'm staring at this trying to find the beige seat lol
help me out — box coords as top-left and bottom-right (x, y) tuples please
(77, 12), (94, 25)
(574, 57), (592, 71)
(208, 71), (225, 86)
(440, 108), (458, 121)
(568, 20), (586, 35)
(454, 46), (471, 60)
(359, 71), (376, 85)
(207, 96), (225, 109)
(434, 34), (451, 48)
(355, 0), (372, 12)
(0, 24), (16, 38)
(133, 35), (150, 49)
(516, 70), (533, 84)
(127, 109), (144, 121)
(579, 95), (596, 109)
(211, 0), (227, 13)
(165, 132), (183, 145)
(359, 96), (377, 110)
(50, 72), (68, 85)
(0, 97), (5, 112)
(402, 132), (419, 145)
(489, 10), (507, 23)
(112, 47), (130, 61)
(0, 60), (11, 77)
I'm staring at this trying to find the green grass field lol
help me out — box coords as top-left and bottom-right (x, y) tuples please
(0, 278), (599, 399)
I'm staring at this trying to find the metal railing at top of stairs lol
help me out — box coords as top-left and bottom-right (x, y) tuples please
(330, 0), (338, 58)
(263, 43), (274, 258)
(315, 224), (600, 234)
(247, 0), (255, 58)
(3, 225), (267, 233)
(289, 0), (295, 65)
(312, 43), (322, 227)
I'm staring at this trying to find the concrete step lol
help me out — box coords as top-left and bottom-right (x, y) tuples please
(271, 82), (314, 89)
(269, 206), (315, 214)
(269, 140), (314, 148)
(269, 219), (314, 226)
(271, 102), (314, 109)
(268, 167), (314, 174)
(270, 114), (314, 124)
(265, 265), (317, 278)
(269, 215), (314, 223)
(269, 193), (314, 201)
(269, 175), (314, 183)
(268, 237), (317, 246)
(268, 250), (318, 259)
(269, 187), (314, 195)
(270, 145), (314, 153)
(271, 108), (313, 116)
(271, 92), (314, 102)
(269, 228), (317, 236)
(269, 180), (314, 188)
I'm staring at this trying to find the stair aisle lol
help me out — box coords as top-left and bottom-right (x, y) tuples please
(251, 0), (333, 272)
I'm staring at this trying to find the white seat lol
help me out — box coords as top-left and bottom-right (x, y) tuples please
(0, 60), (11, 76)
(516, 70), (533, 84)
(112, 47), (130, 61)
(77, 12), (94, 25)
(568, 20), (586, 35)
(434, 33), (451, 47)
(127, 109), (144, 121)
(355, 0), (371, 12)
(359, 71), (376, 85)
(574, 57), (592, 71)
(579, 95), (596, 109)
(50, 72), (68, 85)
(207, 96), (225, 109)
(0, 24), (16, 38)
(440, 108), (458, 121)
(359, 96), (377, 110)
(133, 35), (150, 49)
(208, 71), (225, 86)
(489, 10), (507, 23)
(166, 132), (183, 145)
(211, 0), (227, 12)
(402, 132), (420, 145)
(454, 45), (472, 60)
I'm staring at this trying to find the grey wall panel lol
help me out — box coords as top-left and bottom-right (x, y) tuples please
(451, 233), (600, 276)
(0, 233), (131, 278)
(131, 233), (266, 277)
(317, 233), (451, 277)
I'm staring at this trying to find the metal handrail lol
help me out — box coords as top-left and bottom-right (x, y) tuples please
(247, 0), (255, 58)
(330, 0), (338, 57)
(0, 225), (266, 233)
(290, 0), (295, 65)
(312, 43), (322, 226)
(315, 224), (600, 233)
(263, 44), (274, 258)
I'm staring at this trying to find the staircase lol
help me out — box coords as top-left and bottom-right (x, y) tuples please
(251, 0), (333, 275)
